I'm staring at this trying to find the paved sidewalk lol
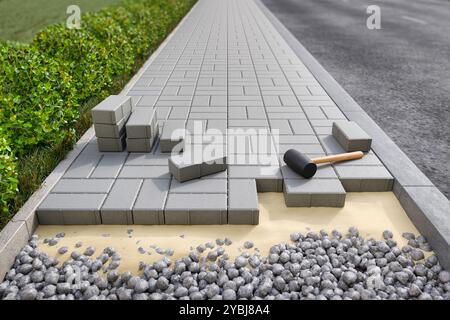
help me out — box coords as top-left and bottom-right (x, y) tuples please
(36, 0), (393, 225)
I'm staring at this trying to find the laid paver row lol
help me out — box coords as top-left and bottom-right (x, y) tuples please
(36, 0), (394, 225)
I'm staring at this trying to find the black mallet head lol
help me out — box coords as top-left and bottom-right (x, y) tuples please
(283, 149), (317, 179)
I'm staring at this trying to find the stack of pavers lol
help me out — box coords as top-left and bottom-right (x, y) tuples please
(92, 95), (132, 152)
(126, 108), (158, 153)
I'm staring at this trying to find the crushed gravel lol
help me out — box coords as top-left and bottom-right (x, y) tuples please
(0, 229), (449, 300)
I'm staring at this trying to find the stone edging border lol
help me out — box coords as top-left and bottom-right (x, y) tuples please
(254, 0), (449, 268)
(0, 1), (201, 281)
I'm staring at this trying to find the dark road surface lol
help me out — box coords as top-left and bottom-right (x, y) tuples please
(261, 0), (450, 198)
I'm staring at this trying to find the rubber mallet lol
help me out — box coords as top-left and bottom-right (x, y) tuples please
(283, 149), (364, 179)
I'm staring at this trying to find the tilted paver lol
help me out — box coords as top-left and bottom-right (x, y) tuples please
(36, 0), (394, 225)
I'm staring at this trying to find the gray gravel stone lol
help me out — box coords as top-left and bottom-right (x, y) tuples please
(1, 231), (448, 301)
(83, 247), (96, 256)
(235, 256), (247, 268)
(402, 232), (415, 240)
(244, 241), (254, 249)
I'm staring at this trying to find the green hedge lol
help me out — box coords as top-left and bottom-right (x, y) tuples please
(0, 0), (195, 216)
(0, 137), (18, 215)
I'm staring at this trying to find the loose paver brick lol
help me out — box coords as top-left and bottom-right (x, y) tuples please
(97, 135), (127, 152)
(332, 121), (372, 152)
(126, 138), (156, 153)
(126, 109), (158, 139)
(93, 117), (128, 138)
(91, 95), (132, 124)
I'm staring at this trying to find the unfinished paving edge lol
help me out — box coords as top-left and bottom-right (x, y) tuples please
(254, 0), (450, 269)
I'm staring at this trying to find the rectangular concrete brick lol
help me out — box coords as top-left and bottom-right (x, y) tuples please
(64, 153), (102, 178)
(228, 119), (268, 127)
(126, 153), (170, 166)
(207, 119), (227, 133)
(278, 144), (325, 155)
(170, 178), (227, 194)
(52, 179), (114, 193)
(156, 107), (172, 120)
(247, 107), (267, 119)
(37, 193), (105, 224)
(332, 121), (372, 152)
(269, 119), (293, 134)
(169, 152), (227, 182)
(127, 137), (155, 153)
(126, 108), (158, 139)
(266, 107), (301, 113)
(303, 107), (327, 119)
(278, 135), (319, 144)
(191, 107), (227, 113)
(164, 193), (227, 225)
(97, 134), (126, 152)
(229, 107), (247, 119)
(189, 112), (227, 120)
(101, 179), (142, 224)
(322, 107), (346, 120)
(335, 166), (394, 191)
(169, 107), (190, 119)
(160, 120), (186, 153)
(90, 153), (128, 178)
(229, 165), (282, 192)
(94, 116), (128, 138)
(283, 179), (346, 207)
(267, 112), (306, 119)
(228, 179), (259, 225)
(333, 151), (383, 167)
(91, 95), (132, 124)
(118, 166), (170, 179)
(289, 120), (314, 134)
(135, 95), (158, 108)
(133, 179), (170, 224)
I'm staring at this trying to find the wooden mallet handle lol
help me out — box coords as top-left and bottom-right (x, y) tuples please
(311, 151), (364, 164)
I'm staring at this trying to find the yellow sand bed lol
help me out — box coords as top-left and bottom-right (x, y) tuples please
(36, 192), (419, 274)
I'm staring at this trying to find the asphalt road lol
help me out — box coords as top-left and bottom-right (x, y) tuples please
(261, 0), (450, 198)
